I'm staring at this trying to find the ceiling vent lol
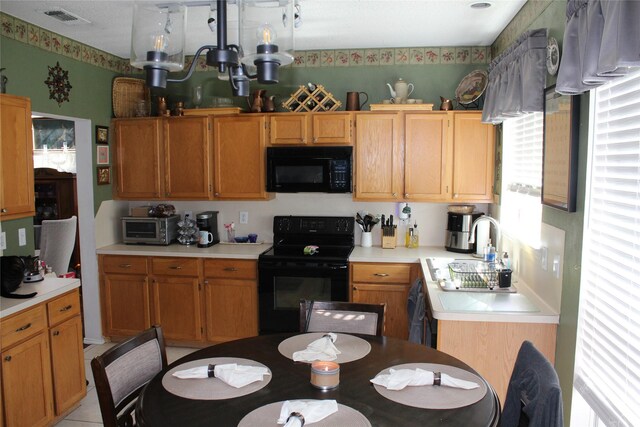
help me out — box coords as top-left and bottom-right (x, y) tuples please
(43, 8), (91, 25)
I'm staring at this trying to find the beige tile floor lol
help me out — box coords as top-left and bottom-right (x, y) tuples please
(55, 343), (200, 426)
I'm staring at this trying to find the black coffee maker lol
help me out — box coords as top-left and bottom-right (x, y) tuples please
(445, 212), (483, 253)
(196, 211), (220, 248)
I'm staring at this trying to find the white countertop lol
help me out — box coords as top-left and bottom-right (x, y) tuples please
(350, 245), (461, 263)
(96, 243), (273, 259)
(0, 277), (81, 318)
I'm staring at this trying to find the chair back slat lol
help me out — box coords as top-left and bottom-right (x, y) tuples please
(300, 300), (385, 336)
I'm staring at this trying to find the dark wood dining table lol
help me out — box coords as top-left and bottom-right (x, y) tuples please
(136, 333), (500, 427)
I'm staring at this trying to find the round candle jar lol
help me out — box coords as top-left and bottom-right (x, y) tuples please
(310, 361), (340, 390)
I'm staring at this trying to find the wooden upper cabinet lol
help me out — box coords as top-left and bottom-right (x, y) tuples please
(269, 112), (352, 145)
(269, 113), (310, 145)
(164, 116), (212, 199)
(404, 112), (450, 200)
(450, 112), (495, 202)
(213, 115), (270, 199)
(0, 94), (35, 220)
(311, 112), (352, 144)
(354, 113), (403, 200)
(114, 118), (164, 199)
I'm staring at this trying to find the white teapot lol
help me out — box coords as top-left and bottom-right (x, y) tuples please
(387, 78), (414, 103)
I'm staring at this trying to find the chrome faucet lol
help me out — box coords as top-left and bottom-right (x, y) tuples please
(468, 215), (501, 253)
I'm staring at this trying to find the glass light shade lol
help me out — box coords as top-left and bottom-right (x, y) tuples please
(130, 3), (186, 72)
(239, 0), (294, 68)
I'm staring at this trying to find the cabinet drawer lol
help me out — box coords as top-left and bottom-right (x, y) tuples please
(0, 304), (47, 348)
(352, 263), (412, 283)
(47, 290), (81, 326)
(103, 255), (148, 274)
(204, 259), (256, 279)
(152, 257), (199, 276)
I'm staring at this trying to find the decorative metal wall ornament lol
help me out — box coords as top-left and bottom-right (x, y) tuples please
(44, 62), (72, 105)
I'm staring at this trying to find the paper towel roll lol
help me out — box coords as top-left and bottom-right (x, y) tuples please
(474, 221), (490, 257)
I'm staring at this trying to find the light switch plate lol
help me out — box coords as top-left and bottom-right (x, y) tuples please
(0, 232), (6, 250)
(18, 228), (26, 246)
(240, 211), (249, 224)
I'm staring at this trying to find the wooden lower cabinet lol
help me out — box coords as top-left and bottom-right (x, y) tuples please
(203, 259), (258, 342)
(1, 333), (54, 427)
(350, 262), (415, 340)
(437, 320), (557, 405)
(151, 276), (203, 342)
(0, 288), (86, 427)
(102, 273), (151, 337)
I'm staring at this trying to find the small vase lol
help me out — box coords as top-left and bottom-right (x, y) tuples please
(361, 232), (372, 248)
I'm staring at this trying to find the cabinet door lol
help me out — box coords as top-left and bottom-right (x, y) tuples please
(213, 115), (269, 199)
(311, 113), (352, 144)
(204, 279), (258, 342)
(151, 277), (203, 342)
(354, 113), (403, 200)
(1, 333), (54, 427)
(352, 283), (410, 340)
(102, 274), (151, 337)
(451, 112), (495, 201)
(164, 116), (212, 199)
(114, 118), (164, 199)
(404, 113), (450, 200)
(0, 94), (35, 220)
(49, 315), (86, 415)
(269, 114), (309, 145)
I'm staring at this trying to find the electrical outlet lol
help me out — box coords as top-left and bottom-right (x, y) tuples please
(0, 231), (6, 250)
(18, 228), (26, 246)
(540, 246), (548, 271)
(553, 255), (561, 279)
(240, 211), (249, 224)
(184, 210), (193, 220)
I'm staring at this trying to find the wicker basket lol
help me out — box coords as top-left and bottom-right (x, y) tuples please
(112, 77), (148, 118)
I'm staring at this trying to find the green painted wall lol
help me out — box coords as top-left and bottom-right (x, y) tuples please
(493, 1), (584, 423)
(0, 35), (116, 255)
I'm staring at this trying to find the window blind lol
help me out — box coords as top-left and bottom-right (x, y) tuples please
(573, 69), (640, 426)
(501, 112), (543, 247)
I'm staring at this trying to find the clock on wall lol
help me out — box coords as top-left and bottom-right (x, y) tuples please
(546, 37), (560, 76)
(44, 62), (72, 106)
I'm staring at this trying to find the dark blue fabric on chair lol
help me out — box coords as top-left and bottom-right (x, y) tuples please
(407, 277), (425, 344)
(501, 340), (563, 427)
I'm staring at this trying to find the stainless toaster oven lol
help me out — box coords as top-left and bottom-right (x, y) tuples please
(122, 215), (179, 245)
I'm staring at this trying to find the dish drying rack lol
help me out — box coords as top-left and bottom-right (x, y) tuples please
(448, 260), (498, 289)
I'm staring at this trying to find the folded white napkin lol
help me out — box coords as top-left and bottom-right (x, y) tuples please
(277, 400), (339, 426)
(370, 368), (479, 391)
(293, 333), (341, 362)
(172, 363), (270, 388)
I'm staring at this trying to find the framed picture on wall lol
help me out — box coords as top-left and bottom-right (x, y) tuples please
(542, 85), (580, 212)
(97, 166), (110, 185)
(96, 146), (109, 165)
(95, 125), (109, 144)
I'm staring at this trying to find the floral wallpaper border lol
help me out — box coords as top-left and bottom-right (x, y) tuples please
(492, 0), (554, 56)
(2, 11), (490, 75)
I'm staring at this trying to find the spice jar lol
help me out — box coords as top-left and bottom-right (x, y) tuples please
(310, 361), (340, 390)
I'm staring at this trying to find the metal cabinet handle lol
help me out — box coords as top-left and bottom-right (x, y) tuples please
(204, 280), (209, 285)
(352, 286), (358, 291)
(53, 331), (60, 336)
(223, 267), (238, 272)
(214, 192), (220, 197)
(15, 323), (32, 332)
(404, 193), (409, 198)
(59, 305), (73, 312)
(4, 356), (11, 362)
(313, 137), (318, 143)
(1, 208), (7, 213)
(374, 273), (389, 277)
(392, 193), (397, 197)
(453, 193), (458, 198)
(169, 266), (183, 270)
(119, 264), (132, 268)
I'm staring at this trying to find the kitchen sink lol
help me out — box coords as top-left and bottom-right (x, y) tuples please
(426, 257), (516, 293)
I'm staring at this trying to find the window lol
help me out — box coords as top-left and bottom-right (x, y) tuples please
(500, 112), (544, 247)
(32, 117), (76, 173)
(572, 69), (640, 426)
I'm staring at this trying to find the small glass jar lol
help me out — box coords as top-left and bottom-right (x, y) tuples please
(310, 361), (340, 390)
(226, 228), (235, 243)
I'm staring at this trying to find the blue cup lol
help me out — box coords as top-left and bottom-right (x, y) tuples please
(248, 233), (258, 243)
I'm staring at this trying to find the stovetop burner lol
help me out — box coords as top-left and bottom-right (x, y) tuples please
(260, 215), (355, 263)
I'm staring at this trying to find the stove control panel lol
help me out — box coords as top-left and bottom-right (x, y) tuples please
(273, 216), (354, 235)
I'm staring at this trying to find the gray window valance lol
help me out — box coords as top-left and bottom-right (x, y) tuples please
(482, 29), (548, 124)
(556, 0), (640, 95)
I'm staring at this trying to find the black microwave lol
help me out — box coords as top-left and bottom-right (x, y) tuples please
(266, 146), (352, 193)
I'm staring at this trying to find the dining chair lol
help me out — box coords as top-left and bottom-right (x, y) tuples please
(501, 340), (563, 427)
(299, 300), (386, 336)
(39, 215), (77, 276)
(91, 326), (168, 427)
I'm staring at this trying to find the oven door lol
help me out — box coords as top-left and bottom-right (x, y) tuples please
(258, 260), (349, 334)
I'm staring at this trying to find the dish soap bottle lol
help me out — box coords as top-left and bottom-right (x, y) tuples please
(405, 225), (413, 248)
(410, 222), (419, 248)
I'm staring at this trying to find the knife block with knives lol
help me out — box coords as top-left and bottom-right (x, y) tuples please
(381, 214), (397, 249)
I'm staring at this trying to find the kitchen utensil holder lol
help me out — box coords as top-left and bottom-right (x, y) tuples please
(381, 228), (397, 249)
(282, 85), (341, 112)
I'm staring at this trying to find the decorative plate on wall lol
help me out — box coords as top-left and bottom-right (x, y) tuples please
(547, 37), (560, 75)
(455, 70), (488, 105)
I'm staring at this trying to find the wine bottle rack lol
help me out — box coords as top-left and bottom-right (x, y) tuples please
(282, 85), (342, 112)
